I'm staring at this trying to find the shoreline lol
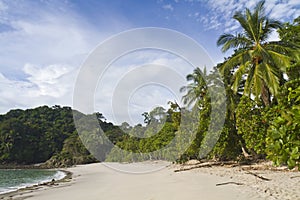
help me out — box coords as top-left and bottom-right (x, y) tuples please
(0, 165), (47, 170)
(0, 169), (72, 200)
(0, 161), (299, 200)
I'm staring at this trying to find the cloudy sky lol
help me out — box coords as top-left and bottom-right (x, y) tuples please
(0, 0), (299, 124)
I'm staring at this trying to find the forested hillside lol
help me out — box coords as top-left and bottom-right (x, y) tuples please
(0, 105), (117, 167)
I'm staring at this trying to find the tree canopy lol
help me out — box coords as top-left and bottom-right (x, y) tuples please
(217, 0), (299, 106)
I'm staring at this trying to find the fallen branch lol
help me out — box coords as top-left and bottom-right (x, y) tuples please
(291, 176), (300, 179)
(174, 161), (237, 172)
(216, 182), (244, 186)
(245, 171), (271, 181)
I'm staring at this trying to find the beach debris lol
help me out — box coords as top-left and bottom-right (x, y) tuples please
(174, 161), (238, 172)
(245, 171), (271, 181)
(290, 175), (300, 179)
(216, 182), (244, 186)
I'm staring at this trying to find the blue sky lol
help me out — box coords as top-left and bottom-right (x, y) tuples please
(0, 0), (299, 124)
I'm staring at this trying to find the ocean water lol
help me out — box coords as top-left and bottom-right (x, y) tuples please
(0, 169), (66, 194)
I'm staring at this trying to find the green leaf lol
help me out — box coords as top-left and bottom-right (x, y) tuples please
(287, 158), (296, 169)
(292, 146), (299, 154)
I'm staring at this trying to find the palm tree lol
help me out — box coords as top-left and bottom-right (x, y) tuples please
(180, 67), (208, 108)
(217, 0), (297, 106)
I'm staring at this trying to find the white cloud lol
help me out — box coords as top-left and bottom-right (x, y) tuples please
(0, 63), (78, 113)
(23, 63), (75, 97)
(269, 3), (297, 19)
(287, 0), (300, 6)
(268, 30), (280, 41)
(162, 4), (174, 11)
(94, 50), (196, 124)
(0, 13), (98, 72)
(127, 85), (176, 124)
(0, 0), (129, 115)
(201, 0), (300, 32)
(0, 0), (7, 12)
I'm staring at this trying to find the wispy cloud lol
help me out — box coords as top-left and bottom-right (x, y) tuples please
(0, 64), (78, 112)
(23, 63), (76, 97)
(94, 50), (195, 124)
(0, 0), (7, 12)
(0, 0), (115, 114)
(0, 0), (195, 124)
(199, 0), (300, 32)
(162, 4), (174, 11)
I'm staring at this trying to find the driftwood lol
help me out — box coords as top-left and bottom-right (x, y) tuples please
(216, 182), (244, 186)
(174, 161), (237, 172)
(245, 171), (271, 181)
(240, 164), (291, 171)
(291, 176), (300, 179)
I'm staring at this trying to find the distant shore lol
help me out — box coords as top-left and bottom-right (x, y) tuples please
(0, 164), (47, 170)
(1, 161), (299, 200)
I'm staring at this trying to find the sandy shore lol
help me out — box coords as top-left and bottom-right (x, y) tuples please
(1, 161), (299, 200)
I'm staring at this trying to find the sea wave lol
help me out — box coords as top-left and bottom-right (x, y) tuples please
(0, 170), (67, 195)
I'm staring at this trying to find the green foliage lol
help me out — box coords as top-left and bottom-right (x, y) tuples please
(264, 25), (300, 169)
(179, 105), (209, 161)
(208, 118), (241, 161)
(180, 67), (208, 108)
(45, 134), (96, 168)
(61, 14), (300, 168)
(106, 106), (179, 162)
(179, 66), (242, 162)
(208, 67), (241, 160)
(0, 106), (75, 164)
(266, 82), (300, 170)
(278, 16), (300, 49)
(236, 96), (267, 156)
(214, 3), (300, 169)
(217, 1), (295, 106)
(0, 106), (117, 167)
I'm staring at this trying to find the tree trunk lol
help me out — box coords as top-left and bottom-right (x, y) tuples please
(261, 82), (270, 106)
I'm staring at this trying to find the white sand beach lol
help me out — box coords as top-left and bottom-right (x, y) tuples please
(1, 162), (299, 200)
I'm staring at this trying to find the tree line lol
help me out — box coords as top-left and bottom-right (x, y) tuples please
(0, 105), (118, 167)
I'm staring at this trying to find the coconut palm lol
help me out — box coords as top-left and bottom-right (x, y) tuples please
(217, 0), (298, 106)
(180, 67), (208, 108)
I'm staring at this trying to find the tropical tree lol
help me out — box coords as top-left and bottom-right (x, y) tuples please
(265, 18), (300, 169)
(217, 0), (297, 106)
(180, 67), (208, 108)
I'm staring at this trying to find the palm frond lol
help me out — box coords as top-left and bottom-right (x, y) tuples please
(180, 67), (209, 107)
(261, 63), (281, 95)
(244, 64), (255, 96)
(219, 50), (250, 75)
(217, 33), (252, 52)
(254, 0), (266, 18)
(231, 61), (249, 93)
(252, 65), (263, 100)
(233, 11), (255, 42)
(217, 0), (296, 106)
(267, 50), (291, 69)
